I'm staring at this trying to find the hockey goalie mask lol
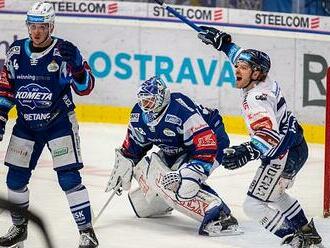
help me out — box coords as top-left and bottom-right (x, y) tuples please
(137, 76), (170, 123)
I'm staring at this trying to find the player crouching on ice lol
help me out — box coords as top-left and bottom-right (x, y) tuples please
(198, 26), (324, 247)
(106, 76), (242, 236)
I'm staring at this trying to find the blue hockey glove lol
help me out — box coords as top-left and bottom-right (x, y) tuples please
(222, 142), (260, 170)
(198, 26), (232, 51)
(58, 41), (83, 73)
(0, 110), (8, 142)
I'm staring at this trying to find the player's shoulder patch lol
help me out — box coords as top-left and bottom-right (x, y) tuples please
(6, 45), (21, 59)
(165, 114), (182, 126)
(130, 113), (140, 122)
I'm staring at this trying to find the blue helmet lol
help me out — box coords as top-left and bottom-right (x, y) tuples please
(235, 49), (271, 74)
(137, 76), (170, 122)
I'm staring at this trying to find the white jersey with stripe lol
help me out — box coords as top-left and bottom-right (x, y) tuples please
(222, 42), (299, 158)
(240, 77), (297, 158)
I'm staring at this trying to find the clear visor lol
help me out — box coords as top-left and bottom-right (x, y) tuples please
(138, 94), (157, 112)
(27, 23), (50, 32)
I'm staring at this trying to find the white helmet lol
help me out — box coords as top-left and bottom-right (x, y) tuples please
(26, 1), (55, 25)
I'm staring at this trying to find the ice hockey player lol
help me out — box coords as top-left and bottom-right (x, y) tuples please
(0, 2), (98, 247)
(106, 75), (242, 236)
(197, 26), (324, 247)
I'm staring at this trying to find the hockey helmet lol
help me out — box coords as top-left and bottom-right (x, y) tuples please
(235, 49), (271, 74)
(26, 1), (55, 25)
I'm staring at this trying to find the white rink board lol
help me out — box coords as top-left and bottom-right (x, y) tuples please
(0, 121), (329, 248)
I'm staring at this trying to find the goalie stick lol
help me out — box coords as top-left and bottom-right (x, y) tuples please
(93, 180), (123, 225)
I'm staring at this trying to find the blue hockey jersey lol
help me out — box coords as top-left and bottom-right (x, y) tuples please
(0, 37), (94, 130)
(122, 92), (229, 171)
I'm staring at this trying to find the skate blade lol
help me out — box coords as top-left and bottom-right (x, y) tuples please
(207, 226), (244, 237)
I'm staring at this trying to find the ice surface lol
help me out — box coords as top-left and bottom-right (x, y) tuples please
(0, 122), (329, 248)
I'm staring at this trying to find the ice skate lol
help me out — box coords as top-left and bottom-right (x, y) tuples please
(78, 227), (98, 248)
(202, 213), (243, 236)
(0, 223), (27, 248)
(281, 219), (324, 248)
(199, 205), (243, 237)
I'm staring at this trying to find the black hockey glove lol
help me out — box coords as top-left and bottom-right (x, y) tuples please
(0, 110), (8, 142)
(222, 142), (261, 170)
(58, 41), (83, 73)
(198, 26), (232, 51)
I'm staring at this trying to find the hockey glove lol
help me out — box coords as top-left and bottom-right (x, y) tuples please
(198, 26), (232, 51)
(106, 148), (134, 192)
(58, 41), (83, 73)
(222, 142), (260, 170)
(0, 110), (8, 142)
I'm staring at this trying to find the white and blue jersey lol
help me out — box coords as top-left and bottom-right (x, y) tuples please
(122, 92), (229, 173)
(222, 43), (302, 159)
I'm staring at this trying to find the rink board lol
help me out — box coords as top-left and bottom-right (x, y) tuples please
(1, 1), (329, 144)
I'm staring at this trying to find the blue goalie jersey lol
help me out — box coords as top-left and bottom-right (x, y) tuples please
(122, 92), (229, 170)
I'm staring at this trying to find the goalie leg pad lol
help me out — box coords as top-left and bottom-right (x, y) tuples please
(140, 153), (231, 222)
(128, 187), (172, 218)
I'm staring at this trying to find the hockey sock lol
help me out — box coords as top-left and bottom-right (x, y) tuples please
(244, 197), (295, 238)
(8, 187), (29, 225)
(65, 184), (92, 230)
(271, 193), (308, 232)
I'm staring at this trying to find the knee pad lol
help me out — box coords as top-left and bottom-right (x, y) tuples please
(175, 162), (208, 201)
(57, 170), (82, 191)
(6, 167), (32, 190)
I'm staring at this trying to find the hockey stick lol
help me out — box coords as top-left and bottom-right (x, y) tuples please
(0, 197), (55, 248)
(93, 181), (123, 225)
(153, 0), (202, 32)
